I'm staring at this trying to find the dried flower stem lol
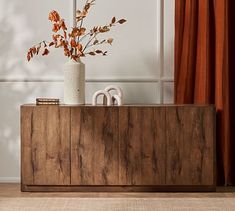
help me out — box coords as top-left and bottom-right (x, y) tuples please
(27, 0), (126, 62)
(82, 33), (97, 53)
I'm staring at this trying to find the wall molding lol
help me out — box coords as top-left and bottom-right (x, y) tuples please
(0, 77), (174, 83)
(0, 0), (175, 85)
(0, 177), (20, 183)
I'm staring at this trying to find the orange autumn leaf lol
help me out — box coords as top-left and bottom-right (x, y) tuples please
(48, 10), (60, 22)
(84, 4), (91, 12)
(61, 40), (68, 48)
(70, 39), (77, 47)
(107, 38), (113, 45)
(69, 28), (79, 38)
(52, 23), (60, 32)
(79, 28), (86, 36)
(76, 10), (87, 22)
(91, 26), (98, 34)
(64, 31), (67, 39)
(99, 26), (110, 33)
(95, 50), (103, 54)
(72, 55), (79, 61)
(27, 53), (31, 61)
(64, 48), (71, 57)
(60, 19), (67, 31)
(89, 52), (96, 56)
(49, 42), (54, 47)
(118, 19), (127, 24)
(76, 0), (95, 22)
(42, 49), (49, 56)
(52, 34), (62, 42)
(76, 43), (83, 51)
(32, 47), (37, 54)
(93, 40), (99, 45)
(111, 17), (116, 24)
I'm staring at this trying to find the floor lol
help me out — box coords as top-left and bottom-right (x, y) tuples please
(0, 184), (235, 211)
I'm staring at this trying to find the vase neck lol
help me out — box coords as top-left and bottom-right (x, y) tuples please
(68, 58), (83, 64)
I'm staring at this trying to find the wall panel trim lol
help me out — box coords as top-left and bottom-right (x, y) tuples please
(0, 177), (20, 183)
(0, 78), (174, 83)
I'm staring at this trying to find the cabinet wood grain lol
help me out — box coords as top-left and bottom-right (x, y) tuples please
(71, 107), (119, 185)
(165, 106), (215, 186)
(21, 106), (71, 186)
(21, 105), (216, 192)
(118, 107), (166, 185)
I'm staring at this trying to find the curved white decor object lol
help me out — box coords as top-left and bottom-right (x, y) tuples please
(112, 94), (123, 106)
(104, 85), (123, 99)
(92, 90), (112, 106)
(64, 59), (85, 105)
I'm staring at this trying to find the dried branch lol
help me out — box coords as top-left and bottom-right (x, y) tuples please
(27, 4), (126, 62)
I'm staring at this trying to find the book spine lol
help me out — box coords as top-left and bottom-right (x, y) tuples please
(36, 98), (60, 102)
(36, 102), (59, 105)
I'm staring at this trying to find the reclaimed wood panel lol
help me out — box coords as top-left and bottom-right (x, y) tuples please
(118, 107), (166, 185)
(21, 106), (34, 185)
(21, 104), (216, 191)
(71, 107), (119, 185)
(165, 106), (215, 186)
(21, 105), (70, 186)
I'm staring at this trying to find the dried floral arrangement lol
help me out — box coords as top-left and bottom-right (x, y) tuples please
(27, 0), (126, 62)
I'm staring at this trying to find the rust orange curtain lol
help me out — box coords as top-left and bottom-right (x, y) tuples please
(175, 0), (235, 185)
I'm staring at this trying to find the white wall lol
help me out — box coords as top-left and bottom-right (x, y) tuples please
(0, 0), (174, 182)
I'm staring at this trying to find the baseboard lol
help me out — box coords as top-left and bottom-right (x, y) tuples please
(0, 177), (20, 183)
(22, 185), (216, 192)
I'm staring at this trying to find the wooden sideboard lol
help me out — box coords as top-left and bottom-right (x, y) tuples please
(21, 105), (216, 192)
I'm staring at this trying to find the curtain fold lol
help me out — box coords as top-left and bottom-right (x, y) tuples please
(175, 0), (235, 185)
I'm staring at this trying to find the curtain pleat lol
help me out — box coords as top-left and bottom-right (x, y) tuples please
(174, 0), (234, 185)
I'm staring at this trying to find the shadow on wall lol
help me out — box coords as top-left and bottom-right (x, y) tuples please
(0, 0), (175, 180)
(0, 1), (54, 179)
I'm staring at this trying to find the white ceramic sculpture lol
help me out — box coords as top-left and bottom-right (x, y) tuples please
(92, 90), (112, 106)
(112, 94), (122, 106)
(104, 85), (123, 106)
(105, 85), (123, 98)
(92, 86), (123, 106)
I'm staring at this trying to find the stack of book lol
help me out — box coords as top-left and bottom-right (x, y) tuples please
(36, 98), (60, 105)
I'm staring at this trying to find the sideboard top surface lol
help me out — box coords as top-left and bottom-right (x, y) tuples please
(21, 104), (215, 108)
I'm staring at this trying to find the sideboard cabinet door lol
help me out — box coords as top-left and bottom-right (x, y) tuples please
(71, 107), (119, 185)
(118, 107), (166, 185)
(165, 106), (216, 186)
(21, 106), (71, 186)
(71, 106), (166, 186)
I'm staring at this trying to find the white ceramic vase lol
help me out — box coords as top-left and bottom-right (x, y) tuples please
(64, 59), (85, 105)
